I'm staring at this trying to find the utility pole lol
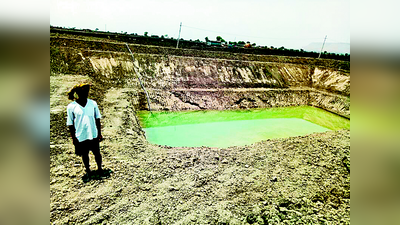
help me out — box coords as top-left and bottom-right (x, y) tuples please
(318, 35), (327, 59)
(176, 22), (182, 49)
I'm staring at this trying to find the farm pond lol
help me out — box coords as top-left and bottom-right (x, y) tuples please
(137, 106), (350, 148)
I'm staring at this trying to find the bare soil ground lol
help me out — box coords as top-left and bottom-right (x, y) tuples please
(50, 74), (350, 224)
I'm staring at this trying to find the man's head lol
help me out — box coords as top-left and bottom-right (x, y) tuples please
(67, 83), (91, 100)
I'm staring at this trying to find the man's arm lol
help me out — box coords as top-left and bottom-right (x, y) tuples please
(68, 125), (78, 145)
(96, 119), (103, 142)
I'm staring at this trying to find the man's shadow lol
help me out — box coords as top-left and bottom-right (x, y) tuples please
(82, 168), (113, 183)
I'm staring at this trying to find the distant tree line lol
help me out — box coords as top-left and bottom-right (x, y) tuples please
(50, 26), (349, 61)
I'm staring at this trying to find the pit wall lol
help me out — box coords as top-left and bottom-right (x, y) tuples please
(129, 89), (349, 118)
(51, 41), (350, 118)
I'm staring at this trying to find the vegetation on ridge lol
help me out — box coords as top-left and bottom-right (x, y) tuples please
(50, 26), (350, 62)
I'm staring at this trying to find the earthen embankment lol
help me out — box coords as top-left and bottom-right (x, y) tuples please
(51, 37), (350, 117)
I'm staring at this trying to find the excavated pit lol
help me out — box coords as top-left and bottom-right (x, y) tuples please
(50, 35), (350, 224)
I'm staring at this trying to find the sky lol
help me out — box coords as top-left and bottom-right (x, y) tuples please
(50, 0), (350, 53)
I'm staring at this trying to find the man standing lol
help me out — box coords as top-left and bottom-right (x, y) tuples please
(66, 83), (104, 181)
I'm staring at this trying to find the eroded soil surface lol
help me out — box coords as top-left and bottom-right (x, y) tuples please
(50, 75), (350, 224)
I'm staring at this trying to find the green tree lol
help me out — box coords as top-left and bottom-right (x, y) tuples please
(144, 31), (148, 36)
(205, 37), (209, 42)
(216, 36), (226, 42)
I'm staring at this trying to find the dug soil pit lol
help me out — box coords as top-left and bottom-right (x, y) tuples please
(50, 34), (350, 224)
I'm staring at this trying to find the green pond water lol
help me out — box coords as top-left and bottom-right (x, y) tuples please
(138, 106), (350, 148)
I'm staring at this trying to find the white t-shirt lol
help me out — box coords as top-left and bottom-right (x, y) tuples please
(66, 99), (102, 142)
